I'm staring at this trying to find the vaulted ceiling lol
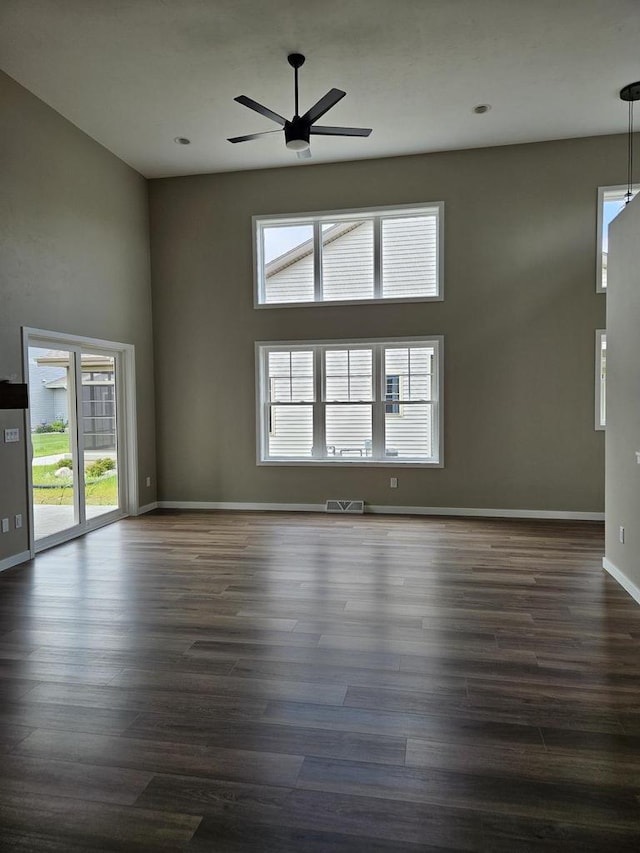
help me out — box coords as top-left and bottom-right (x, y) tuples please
(1, 0), (638, 177)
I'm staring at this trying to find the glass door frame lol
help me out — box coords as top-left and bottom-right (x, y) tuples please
(22, 327), (138, 555)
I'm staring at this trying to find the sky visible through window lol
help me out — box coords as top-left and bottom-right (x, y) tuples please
(602, 199), (626, 252)
(264, 227), (310, 263)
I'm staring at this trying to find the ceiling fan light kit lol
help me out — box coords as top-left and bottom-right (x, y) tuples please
(228, 53), (372, 160)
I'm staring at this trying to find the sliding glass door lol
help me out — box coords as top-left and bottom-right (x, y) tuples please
(28, 346), (79, 541)
(27, 339), (125, 549)
(80, 352), (120, 523)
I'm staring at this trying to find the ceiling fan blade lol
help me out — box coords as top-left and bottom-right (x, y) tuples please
(310, 125), (372, 137)
(301, 88), (346, 124)
(297, 148), (312, 159)
(234, 96), (287, 126)
(227, 130), (282, 143)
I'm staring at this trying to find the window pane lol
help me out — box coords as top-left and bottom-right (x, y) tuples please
(382, 215), (437, 298)
(263, 224), (314, 303)
(268, 351), (314, 402)
(384, 347), (433, 401)
(601, 187), (639, 290)
(385, 403), (432, 458)
(268, 405), (313, 457)
(325, 349), (373, 401)
(325, 404), (372, 458)
(321, 221), (374, 301)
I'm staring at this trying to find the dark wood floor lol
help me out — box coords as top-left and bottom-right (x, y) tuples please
(1, 511), (639, 851)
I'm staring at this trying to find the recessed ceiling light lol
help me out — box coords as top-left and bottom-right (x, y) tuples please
(174, 137), (191, 145)
(473, 104), (491, 114)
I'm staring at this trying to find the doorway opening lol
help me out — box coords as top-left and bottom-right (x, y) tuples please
(23, 329), (137, 553)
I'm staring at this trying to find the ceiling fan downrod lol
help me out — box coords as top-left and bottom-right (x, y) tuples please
(288, 53), (306, 119)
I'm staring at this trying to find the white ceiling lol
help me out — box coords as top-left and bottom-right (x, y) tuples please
(1, 0), (638, 178)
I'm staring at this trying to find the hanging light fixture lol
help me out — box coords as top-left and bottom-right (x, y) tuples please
(620, 81), (640, 205)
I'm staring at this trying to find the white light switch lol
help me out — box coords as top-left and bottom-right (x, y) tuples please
(636, 451), (640, 465)
(1, 518), (9, 534)
(4, 428), (19, 443)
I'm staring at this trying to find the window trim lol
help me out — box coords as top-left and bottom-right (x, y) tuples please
(596, 185), (639, 293)
(252, 202), (445, 309)
(595, 329), (606, 431)
(255, 335), (444, 467)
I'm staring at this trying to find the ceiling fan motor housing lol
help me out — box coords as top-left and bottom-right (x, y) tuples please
(285, 118), (310, 150)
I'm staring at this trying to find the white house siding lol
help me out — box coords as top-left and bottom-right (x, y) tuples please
(52, 388), (69, 424)
(382, 216), (437, 298)
(385, 404), (432, 458)
(322, 221), (374, 300)
(268, 402), (431, 459)
(268, 406), (313, 457)
(325, 405), (372, 456)
(264, 215), (437, 303)
(27, 357), (68, 427)
(265, 252), (314, 303)
(27, 360), (56, 427)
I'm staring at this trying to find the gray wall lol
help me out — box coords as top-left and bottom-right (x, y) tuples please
(0, 71), (156, 563)
(605, 194), (640, 593)
(149, 134), (626, 511)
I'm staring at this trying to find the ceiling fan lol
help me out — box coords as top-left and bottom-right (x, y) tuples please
(228, 53), (372, 159)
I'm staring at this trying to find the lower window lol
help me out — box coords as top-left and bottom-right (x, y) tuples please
(256, 337), (443, 465)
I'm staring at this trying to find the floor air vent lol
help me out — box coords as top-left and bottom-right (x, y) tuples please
(325, 499), (365, 514)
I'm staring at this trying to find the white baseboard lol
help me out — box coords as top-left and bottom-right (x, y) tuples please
(0, 550), (31, 573)
(158, 501), (323, 512)
(156, 500), (603, 521)
(136, 502), (158, 516)
(603, 557), (640, 605)
(367, 505), (604, 520)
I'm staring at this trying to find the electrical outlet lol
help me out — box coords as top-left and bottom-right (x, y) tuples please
(619, 526), (625, 544)
(1, 518), (9, 534)
(390, 477), (398, 488)
(4, 428), (19, 443)
(15, 514), (22, 529)
(146, 476), (151, 487)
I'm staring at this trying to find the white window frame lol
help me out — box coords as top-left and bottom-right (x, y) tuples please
(596, 185), (639, 293)
(255, 336), (443, 467)
(595, 329), (606, 431)
(253, 202), (444, 308)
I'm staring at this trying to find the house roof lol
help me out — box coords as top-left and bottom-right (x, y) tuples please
(265, 222), (362, 277)
(35, 351), (115, 370)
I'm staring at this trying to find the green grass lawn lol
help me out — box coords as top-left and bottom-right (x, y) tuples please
(32, 463), (118, 506)
(32, 432), (70, 457)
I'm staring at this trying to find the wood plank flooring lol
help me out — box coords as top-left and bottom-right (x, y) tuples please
(1, 510), (639, 851)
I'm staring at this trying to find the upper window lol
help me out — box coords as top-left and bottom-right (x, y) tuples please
(254, 203), (443, 307)
(256, 337), (442, 466)
(597, 185), (639, 292)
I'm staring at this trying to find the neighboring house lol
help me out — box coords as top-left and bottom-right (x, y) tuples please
(27, 357), (68, 426)
(28, 350), (117, 451)
(264, 218), (437, 303)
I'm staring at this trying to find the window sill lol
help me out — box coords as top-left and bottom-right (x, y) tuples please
(257, 459), (443, 468)
(254, 294), (444, 310)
